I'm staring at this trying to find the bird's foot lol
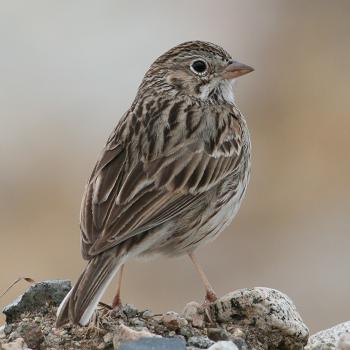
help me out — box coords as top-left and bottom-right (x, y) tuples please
(201, 289), (217, 324)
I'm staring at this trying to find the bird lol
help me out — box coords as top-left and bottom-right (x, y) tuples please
(56, 40), (253, 327)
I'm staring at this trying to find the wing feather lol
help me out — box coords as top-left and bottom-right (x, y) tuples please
(81, 108), (244, 258)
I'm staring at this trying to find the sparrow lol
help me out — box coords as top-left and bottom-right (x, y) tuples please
(56, 41), (253, 327)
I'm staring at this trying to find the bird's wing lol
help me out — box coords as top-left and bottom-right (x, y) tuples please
(81, 110), (244, 258)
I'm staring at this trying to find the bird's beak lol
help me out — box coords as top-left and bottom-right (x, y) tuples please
(222, 61), (254, 80)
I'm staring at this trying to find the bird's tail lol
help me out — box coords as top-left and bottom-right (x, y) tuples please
(56, 251), (122, 327)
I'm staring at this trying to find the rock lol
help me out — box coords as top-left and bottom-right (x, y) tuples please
(103, 332), (114, 344)
(10, 323), (43, 350)
(0, 326), (5, 340)
(305, 321), (350, 350)
(142, 310), (154, 319)
(182, 302), (205, 328)
(210, 287), (309, 350)
(208, 341), (239, 350)
(188, 335), (214, 349)
(207, 328), (230, 341)
(119, 337), (186, 350)
(129, 318), (145, 328)
(0, 338), (29, 350)
(113, 324), (160, 348)
(2, 280), (71, 323)
(161, 311), (188, 330)
(119, 304), (139, 319)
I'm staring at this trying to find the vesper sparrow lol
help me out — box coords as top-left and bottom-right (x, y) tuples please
(56, 41), (253, 327)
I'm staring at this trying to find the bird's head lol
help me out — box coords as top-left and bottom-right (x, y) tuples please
(140, 41), (254, 104)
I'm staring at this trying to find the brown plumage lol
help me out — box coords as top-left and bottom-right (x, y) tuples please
(56, 41), (253, 327)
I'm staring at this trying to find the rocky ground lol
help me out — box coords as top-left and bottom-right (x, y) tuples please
(0, 280), (349, 350)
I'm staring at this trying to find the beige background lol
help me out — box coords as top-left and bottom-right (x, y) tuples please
(1, 1), (349, 333)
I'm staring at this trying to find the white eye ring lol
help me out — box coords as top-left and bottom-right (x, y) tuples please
(190, 59), (208, 76)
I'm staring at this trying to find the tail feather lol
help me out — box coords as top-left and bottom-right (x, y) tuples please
(56, 252), (121, 327)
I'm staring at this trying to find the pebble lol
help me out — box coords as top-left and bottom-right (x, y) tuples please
(161, 311), (188, 330)
(207, 328), (230, 342)
(208, 341), (239, 350)
(103, 332), (113, 344)
(182, 302), (205, 328)
(113, 324), (160, 348)
(0, 338), (29, 350)
(188, 336), (214, 349)
(142, 310), (154, 319)
(0, 326), (5, 340)
(120, 304), (138, 319)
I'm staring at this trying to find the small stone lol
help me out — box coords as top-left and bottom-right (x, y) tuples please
(119, 337), (186, 350)
(3, 326), (12, 337)
(0, 326), (5, 340)
(2, 280), (71, 323)
(306, 321), (350, 350)
(120, 304), (138, 319)
(180, 326), (193, 338)
(142, 310), (154, 319)
(113, 324), (159, 348)
(182, 302), (205, 328)
(0, 338), (29, 350)
(208, 341), (239, 350)
(188, 336), (214, 349)
(17, 323), (44, 349)
(103, 332), (113, 344)
(162, 311), (188, 331)
(207, 328), (230, 341)
(129, 318), (145, 328)
(210, 287), (309, 350)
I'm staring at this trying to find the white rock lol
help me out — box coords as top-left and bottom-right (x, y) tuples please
(208, 341), (239, 350)
(0, 338), (30, 350)
(113, 324), (160, 348)
(210, 287), (309, 349)
(306, 321), (350, 350)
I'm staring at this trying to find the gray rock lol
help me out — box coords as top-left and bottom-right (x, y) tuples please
(305, 321), (350, 350)
(119, 337), (186, 350)
(117, 304), (139, 319)
(2, 280), (71, 323)
(188, 336), (214, 349)
(210, 287), (309, 350)
(208, 341), (239, 350)
(207, 328), (230, 342)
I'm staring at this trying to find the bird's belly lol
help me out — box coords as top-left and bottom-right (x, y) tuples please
(144, 174), (248, 257)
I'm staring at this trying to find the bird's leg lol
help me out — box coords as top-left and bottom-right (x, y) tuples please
(112, 264), (125, 309)
(188, 252), (217, 303)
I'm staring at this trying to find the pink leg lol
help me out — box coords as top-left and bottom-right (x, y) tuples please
(188, 252), (217, 303)
(112, 264), (125, 308)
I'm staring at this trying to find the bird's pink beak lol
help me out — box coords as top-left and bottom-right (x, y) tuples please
(222, 61), (254, 80)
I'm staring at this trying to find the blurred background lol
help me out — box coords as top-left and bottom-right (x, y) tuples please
(0, 0), (349, 333)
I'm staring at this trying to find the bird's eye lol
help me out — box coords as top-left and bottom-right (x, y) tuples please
(190, 60), (208, 75)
